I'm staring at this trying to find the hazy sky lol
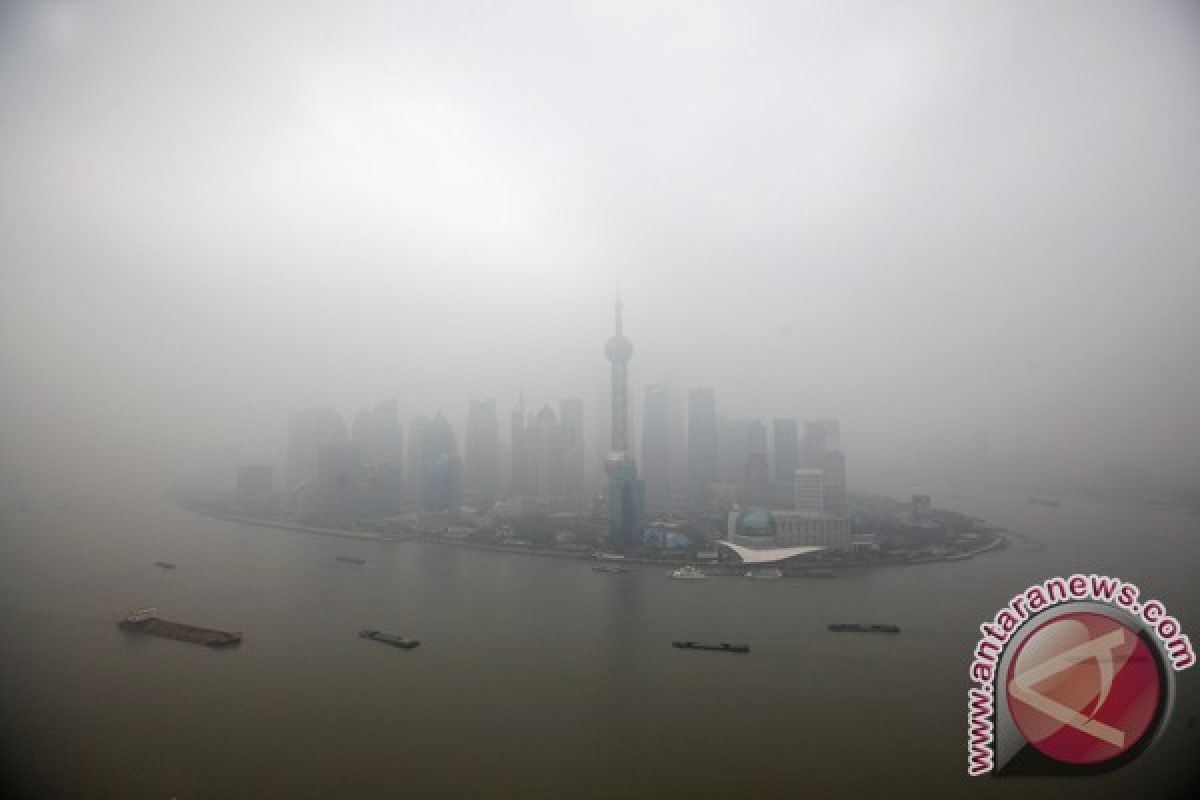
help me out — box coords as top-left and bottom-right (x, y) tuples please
(2, 1), (1198, 493)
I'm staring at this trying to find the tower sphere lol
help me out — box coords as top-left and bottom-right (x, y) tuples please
(605, 334), (633, 362)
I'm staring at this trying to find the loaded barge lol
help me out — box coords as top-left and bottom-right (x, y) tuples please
(359, 629), (420, 649)
(672, 641), (750, 653)
(828, 623), (900, 633)
(119, 608), (242, 647)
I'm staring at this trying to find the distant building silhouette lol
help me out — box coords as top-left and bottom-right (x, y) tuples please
(421, 414), (459, 513)
(352, 399), (403, 515)
(745, 419), (770, 506)
(687, 388), (718, 507)
(772, 418), (799, 501)
(605, 294), (644, 550)
(464, 398), (499, 509)
(641, 385), (671, 510)
(285, 407), (347, 511)
(558, 397), (585, 501)
(802, 419), (847, 515)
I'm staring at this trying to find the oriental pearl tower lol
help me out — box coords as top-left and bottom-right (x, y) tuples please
(604, 293), (645, 551)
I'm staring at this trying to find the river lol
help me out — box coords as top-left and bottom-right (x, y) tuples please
(1, 483), (1196, 798)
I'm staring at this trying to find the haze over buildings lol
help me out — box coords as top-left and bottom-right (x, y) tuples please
(1, 1), (1199, 505)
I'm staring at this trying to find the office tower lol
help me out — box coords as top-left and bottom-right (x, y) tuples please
(559, 397), (585, 499)
(509, 394), (529, 497)
(772, 419), (799, 483)
(352, 399), (404, 515)
(422, 413), (459, 513)
(802, 419), (847, 515)
(529, 405), (567, 502)
(802, 419), (841, 466)
(641, 385), (671, 510)
(794, 468), (824, 514)
(605, 294), (645, 551)
(745, 419), (770, 506)
(405, 416), (430, 506)
(315, 441), (364, 516)
(284, 407), (347, 509)
(464, 398), (499, 508)
(687, 387), (718, 506)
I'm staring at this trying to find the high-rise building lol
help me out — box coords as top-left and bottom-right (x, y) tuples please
(641, 385), (671, 510)
(745, 419), (770, 506)
(352, 399), (404, 515)
(558, 397), (585, 500)
(687, 388), (718, 506)
(802, 419), (841, 466)
(605, 295), (645, 551)
(794, 468), (824, 514)
(314, 441), (364, 516)
(802, 419), (847, 516)
(529, 405), (567, 502)
(772, 418), (799, 483)
(405, 416), (430, 506)
(422, 413), (459, 513)
(509, 394), (529, 497)
(464, 398), (499, 508)
(284, 407), (347, 509)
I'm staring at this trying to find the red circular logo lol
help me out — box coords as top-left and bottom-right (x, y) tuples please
(1006, 611), (1162, 765)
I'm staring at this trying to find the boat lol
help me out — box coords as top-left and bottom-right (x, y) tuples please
(153, 561), (177, 569)
(668, 565), (707, 580)
(672, 641), (750, 653)
(358, 629), (420, 649)
(745, 568), (783, 580)
(336, 555), (366, 565)
(118, 608), (241, 647)
(592, 565), (630, 574)
(594, 552), (626, 561)
(827, 623), (900, 633)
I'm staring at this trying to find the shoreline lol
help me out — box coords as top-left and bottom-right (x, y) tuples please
(180, 504), (1009, 571)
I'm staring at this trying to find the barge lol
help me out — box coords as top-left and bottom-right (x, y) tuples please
(592, 565), (630, 574)
(359, 629), (420, 649)
(672, 641), (750, 653)
(118, 608), (242, 647)
(827, 623), (900, 633)
(336, 555), (366, 565)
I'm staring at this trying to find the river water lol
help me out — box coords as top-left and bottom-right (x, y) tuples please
(1, 483), (1197, 798)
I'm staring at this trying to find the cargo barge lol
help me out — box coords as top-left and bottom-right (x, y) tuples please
(827, 623), (900, 633)
(359, 629), (420, 649)
(672, 641), (750, 653)
(118, 608), (242, 647)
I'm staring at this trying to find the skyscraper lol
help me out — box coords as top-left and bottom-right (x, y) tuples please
(422, 413), (459, 513)
(641, 385), (671, 510)
(745, 419), (770, 506)
(509, 394), (529, 497)
(405, 416), (430, 506)
(558, 397), (585, 500)
(464, 398), (499, 508)
(529, 405), (567, 502)
(605, 295), (644, 551)
(352, 399), (403, 515)
(284, 407), (347, 510)
(772, 418), (799, 484)
(802, 419), (847, 516)
(794, 468), (824, 514)
(687, 388), (718, 507)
